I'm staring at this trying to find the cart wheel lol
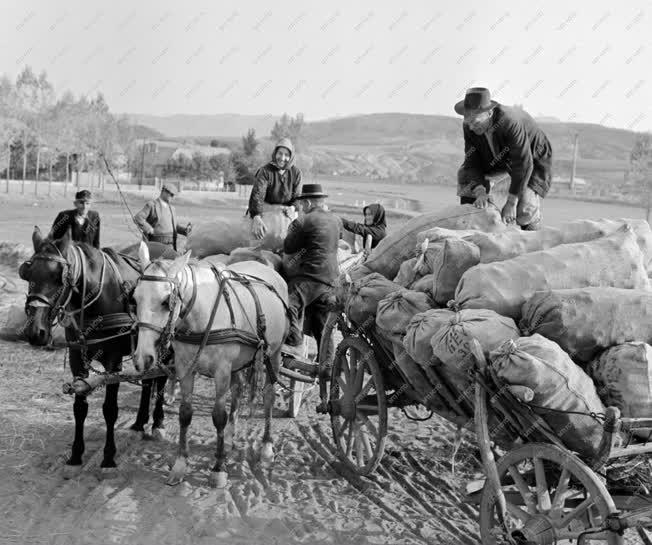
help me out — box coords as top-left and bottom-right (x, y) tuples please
(480, 442), (622, 545)
(330, 336), (387, 476)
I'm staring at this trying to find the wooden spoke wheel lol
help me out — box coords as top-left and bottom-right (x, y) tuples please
(480, 443), (622, 545)
(329, 336), (387, 476)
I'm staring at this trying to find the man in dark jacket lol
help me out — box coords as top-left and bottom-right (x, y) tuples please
(455, 87), (552, 230)
(50, 190), (101, 248)
(248, 137), (302, 239)
(341, 203), (387, 249)
(281, 184), (340, 361)
(134, 183), (191, 251)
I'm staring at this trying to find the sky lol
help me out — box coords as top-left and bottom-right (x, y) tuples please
(1, 0), (651, 131)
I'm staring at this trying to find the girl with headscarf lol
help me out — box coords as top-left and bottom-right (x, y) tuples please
(340, 203), (387, 249)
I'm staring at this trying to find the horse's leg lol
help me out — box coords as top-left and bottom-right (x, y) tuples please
(100, 381), (120, 470)
(151, 375), (168, 441)
(130, 379), (152, 433)
(260, 351), (281, 463)
(225, 373), (242, 450)
(167, 372), (195, 486)
(209, 364), (231, 488)
(63, 348), (88, 479)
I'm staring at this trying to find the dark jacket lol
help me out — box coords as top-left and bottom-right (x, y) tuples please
(284, 206), (340, 286)
(459, 104), (552, 198)
(248, 137), (302, 218)
(341, 203), (387, 249)
(50, 210), (101, 248)
(133, 197), (188, 251)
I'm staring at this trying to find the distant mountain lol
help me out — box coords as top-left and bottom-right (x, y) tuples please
(125, 113), (280, 138)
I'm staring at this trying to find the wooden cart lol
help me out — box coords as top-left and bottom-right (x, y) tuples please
(281, 298), (652, 544)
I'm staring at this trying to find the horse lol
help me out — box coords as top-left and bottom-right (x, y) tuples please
(20, 228), (176, 477)
(132, 242), (289, 487)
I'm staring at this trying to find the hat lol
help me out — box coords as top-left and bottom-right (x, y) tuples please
(74, 190), (92, 202)
(161, 183), (176, 196)
(454, 87), (499, 116)
(295, 184), (328, 199)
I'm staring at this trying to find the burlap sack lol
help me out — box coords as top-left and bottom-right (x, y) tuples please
(0, 304), (66, 347)
(393, 257), (421, 287)
(430, 239), (480, 306)
(186, 204), (293, 258)
(453, 225), (650, 322)
(588, 342), (652, 439)
(345, 273), (402, 328)
(410, 274), (435, 297)
(361, 204), (506, 280)
(465, 218), (652, 270)
(403, 310), (445, 365)
(521, 287), (652, 364)
(430, 309), (520, 372)
(491, 334), (608, 459)
(376, 289), (434, 343)
(227, 247), (282, 272)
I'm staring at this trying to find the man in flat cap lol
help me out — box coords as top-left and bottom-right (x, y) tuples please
(134, 183), (192, 251)
(49, 189), (101, 248)
(454, 87), (552, 230)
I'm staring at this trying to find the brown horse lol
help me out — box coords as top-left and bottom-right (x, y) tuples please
(21, 228), (175, 476)
(132, 242), (289, 487)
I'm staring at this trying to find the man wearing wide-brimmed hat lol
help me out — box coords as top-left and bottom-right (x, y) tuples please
(454, 87), (552, 230)
(281, 183), (340, 361)
(134, 183), (192, 251)
(49, 189), (101, 248)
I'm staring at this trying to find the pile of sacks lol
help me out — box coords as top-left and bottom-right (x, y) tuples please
(343, 205), (652, 458)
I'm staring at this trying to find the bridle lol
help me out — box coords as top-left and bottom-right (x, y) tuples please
(25, 244), (79, 325)
(136, 262), (196, 362)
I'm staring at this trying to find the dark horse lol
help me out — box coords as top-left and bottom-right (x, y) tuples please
(20, 227), (177, 477)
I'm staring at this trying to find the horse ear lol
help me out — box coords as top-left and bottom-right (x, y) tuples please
(32, 226), (43, 252)
(169, 251), (191, 278)
(138, 241), (151, 269)
(58, 228), (72, 252)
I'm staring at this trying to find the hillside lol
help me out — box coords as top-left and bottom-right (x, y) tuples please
(125, 113), (280, 138)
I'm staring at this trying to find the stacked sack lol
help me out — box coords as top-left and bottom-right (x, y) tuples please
(340, 203), (652, 456)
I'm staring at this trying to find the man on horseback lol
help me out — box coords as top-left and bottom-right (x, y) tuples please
(50, 190), (101, 248)
(134, 183), (192, 251)
(281, 184), (340, 361)
(248, 137), (302, 240)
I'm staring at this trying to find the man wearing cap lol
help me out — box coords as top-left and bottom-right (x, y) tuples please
(50, 189), (101, 248)
(134, 184), (192, 251)
(281, 184), (340, 360)
(454, 87), (552, 230)
(248, 137), (302, 239)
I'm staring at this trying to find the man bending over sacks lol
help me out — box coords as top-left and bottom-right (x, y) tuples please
(454, 87), (552, 230)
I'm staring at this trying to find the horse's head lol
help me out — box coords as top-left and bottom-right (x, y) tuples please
(22, 227), (75, 346)
(133, 242), (190, 372)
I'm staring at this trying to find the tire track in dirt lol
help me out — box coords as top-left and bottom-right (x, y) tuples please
(295, 419), (429, 545)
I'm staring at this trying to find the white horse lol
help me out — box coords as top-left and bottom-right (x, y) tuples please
(132, 242), (289, 487)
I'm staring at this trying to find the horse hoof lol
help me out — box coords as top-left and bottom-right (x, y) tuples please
(62, 464), (82, 480)
(260, 442), (274, 463)
(129, 423), (145, 433)
(151, 427), (166, 441)
(166, 473), (184, 486)
(208, 471), (228, 488)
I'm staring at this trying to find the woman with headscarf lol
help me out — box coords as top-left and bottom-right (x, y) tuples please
(247, 137), (302, 239)
(340, 203), (387, 249)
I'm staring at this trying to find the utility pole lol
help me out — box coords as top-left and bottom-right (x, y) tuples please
(569, 132), (579, 193)
(139, 140), (146, 190)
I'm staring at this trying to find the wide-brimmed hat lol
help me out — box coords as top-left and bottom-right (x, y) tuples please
(454, 87), (499, 116)
(74, 190), (92, 202)
(295, 184), (328, 199)
(161, 183), (176, 196)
